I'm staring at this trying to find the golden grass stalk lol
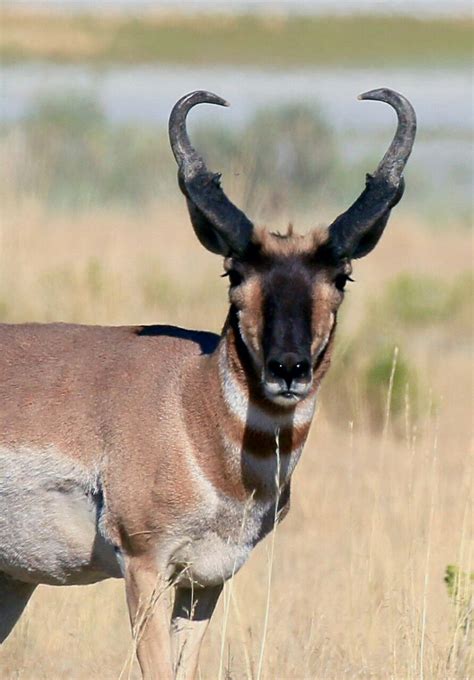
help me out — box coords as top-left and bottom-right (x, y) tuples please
(256, 427), (282, 680)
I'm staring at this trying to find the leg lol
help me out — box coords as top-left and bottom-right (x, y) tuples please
(124, 557), (174, 680)
(0, 572), (36, 643)
(171, 584), (222, 680)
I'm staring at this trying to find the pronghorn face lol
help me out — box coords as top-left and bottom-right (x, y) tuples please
(169, 89), (416, 406)
(224, 227), (352, 406)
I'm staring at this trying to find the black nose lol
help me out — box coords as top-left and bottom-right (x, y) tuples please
(267, 353), (311, 389)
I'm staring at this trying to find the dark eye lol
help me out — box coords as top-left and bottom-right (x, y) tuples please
(334, 274), (354, 291)
(227, 269), (244, 287)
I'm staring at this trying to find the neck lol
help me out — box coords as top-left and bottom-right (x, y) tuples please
(183, 306), (334, 500)
(208, 307), (317, 496)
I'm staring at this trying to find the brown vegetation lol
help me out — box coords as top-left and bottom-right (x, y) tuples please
(0, 200), (472, 678)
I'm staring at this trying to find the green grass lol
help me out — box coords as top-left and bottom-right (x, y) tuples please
(1, 11), (472, 66)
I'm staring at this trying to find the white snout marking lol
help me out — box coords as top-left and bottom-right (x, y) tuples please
(218, 344), (316, 431)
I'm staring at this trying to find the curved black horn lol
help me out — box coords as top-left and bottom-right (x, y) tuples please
(328, 88), (417, 259)
(169, 90), (254, 257)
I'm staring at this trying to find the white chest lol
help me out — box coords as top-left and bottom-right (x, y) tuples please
(164, 490), (284, 588)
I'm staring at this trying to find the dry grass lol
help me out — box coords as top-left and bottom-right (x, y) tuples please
(0, 200), (472, 679)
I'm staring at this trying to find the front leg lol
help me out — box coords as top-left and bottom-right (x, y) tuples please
(124, 556), (174, 680)
(171, 584), (223, 680)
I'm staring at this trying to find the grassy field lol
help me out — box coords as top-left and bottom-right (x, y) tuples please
(0, 7), (472, 673)
(1, 9), (472, 66)
(0, 197), (472, 679)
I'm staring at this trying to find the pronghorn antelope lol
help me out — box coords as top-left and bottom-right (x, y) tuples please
(0, 88), (416, 679)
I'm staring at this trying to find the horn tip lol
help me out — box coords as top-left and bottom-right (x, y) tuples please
(210, 95), (230, 108)
(203, 91), (229, 107)
(358, 89), (385, 101)
(358, 88), (407, 105)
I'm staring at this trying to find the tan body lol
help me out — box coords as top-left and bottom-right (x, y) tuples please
(0, 316), (329, 678)
(0, 86), (416, 678)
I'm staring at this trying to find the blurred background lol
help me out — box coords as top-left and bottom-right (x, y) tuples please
(1, 2), (472, 679)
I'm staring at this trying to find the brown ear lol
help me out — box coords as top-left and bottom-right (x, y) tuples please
(169, 91), (254, 257)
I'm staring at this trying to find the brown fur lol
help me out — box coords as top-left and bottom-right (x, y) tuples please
(254, 224), (330, 257)
(229, 275), (264, 362)
(0, 227), (346, 680)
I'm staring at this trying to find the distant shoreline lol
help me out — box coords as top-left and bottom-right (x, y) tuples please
(1, 10), (471, 66)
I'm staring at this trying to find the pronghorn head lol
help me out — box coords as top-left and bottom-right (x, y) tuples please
(169, 90), (416, 407)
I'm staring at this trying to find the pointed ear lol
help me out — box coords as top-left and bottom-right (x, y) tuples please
(182, 195), (234, 255)
(351, 213), (390, 259)
(178, 170), (253, 257)
(170, 91), (254, 258)
(330, 176), (405, 260)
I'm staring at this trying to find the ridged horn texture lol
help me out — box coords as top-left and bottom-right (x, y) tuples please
(169, 90), (254, 257)
(328, 88), (417, 260)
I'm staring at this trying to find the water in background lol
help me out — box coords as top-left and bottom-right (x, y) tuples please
(4, 0), (471, 16)
(1, 62), (472, 220)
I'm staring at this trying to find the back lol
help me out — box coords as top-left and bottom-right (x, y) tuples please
(0, 322), (220, 461)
